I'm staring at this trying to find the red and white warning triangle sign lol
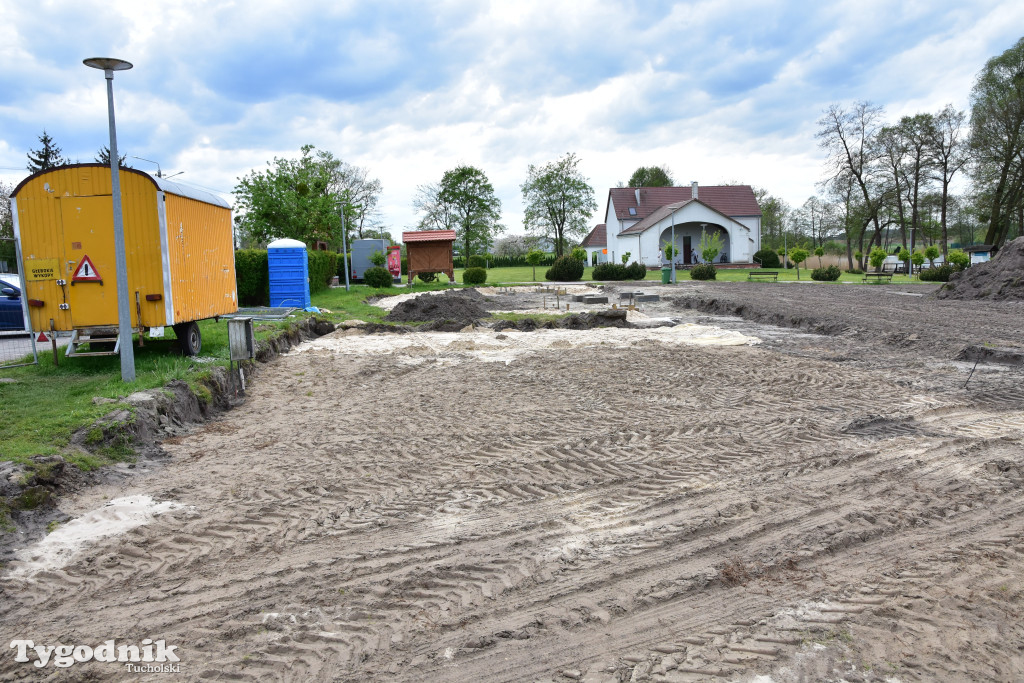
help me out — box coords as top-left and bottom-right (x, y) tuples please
(72, 255), (102, 282)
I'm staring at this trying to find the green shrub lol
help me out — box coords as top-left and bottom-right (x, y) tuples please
(811, 265), (841, 281)
(848, 267), (864, 275)
(690, 263), (717, 280)
(369, 250), (387, 267)
(626, 261), (647, 280)
(570, 247), (587, 262)
(467, 255), (486, 268)
(592, 263), (628, 280)
(462, 267), (487, 285)
(919, 264), (956, 282)
(868, 246), (887, 270)
(545, 255), (584, 281)
(753, 248), (780, 268)
(235, 249), (269, 306)
(417, 271), (438, 283)
(947, 249), (970, 270)
(363, 266), (393, 288)
(308, 250), (338, 294)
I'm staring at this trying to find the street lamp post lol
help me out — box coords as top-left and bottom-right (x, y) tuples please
(84, 57), (135, 382)
(338, 201), (350, 291)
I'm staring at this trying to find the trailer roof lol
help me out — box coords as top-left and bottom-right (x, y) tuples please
(10, 163), (231, 209)
(154, 176), (231, 209)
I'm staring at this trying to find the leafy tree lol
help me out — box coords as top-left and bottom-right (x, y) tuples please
(521, 152), (597, 257)
(898, 247), (911, 273)
(662, 241), (678, 261)
(699, 228), (723, 263)
(95, 146), (129, 168)
(923, 244), (940, 267)
(947, 248), (970, 269)
(0, 180), (13, 239)
(969, 36), (1024, 250)
(415, 165), (503, 259)
(0, 180), (14, 269)
(911, 249), (925, 273)
(868, 246), (888, 270)
(789, 247), (809, 279)
(525, 248), (545, 282)
(493, 235), (536, 259)
(627, 165), (673, 187)
(26, 130), (69, 172)
(234, 144), (355, 248)
(814, 245), (825, 267)
(570, 246), (587, 261)
(753, 188), (791, 249)
(621, 251), (631, 265)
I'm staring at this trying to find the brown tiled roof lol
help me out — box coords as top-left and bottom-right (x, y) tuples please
(581, 224), (606, 247)
(402, 230), (457, 243)
(609, 185), (761, 223)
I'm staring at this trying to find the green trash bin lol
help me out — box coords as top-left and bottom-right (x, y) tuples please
(661, 267), (672, 284)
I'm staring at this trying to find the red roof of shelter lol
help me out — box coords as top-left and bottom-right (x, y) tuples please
(581, 224), (606, 247)
(609, 186), (761, 223)
(402, 230), (457, 243)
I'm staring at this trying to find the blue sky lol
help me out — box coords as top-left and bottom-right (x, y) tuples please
(1, 0), (1021, 236)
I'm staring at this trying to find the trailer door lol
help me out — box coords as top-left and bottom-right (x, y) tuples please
(60, 196), (120, 328)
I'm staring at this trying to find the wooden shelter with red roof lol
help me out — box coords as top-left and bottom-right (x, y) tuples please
(599, 182), (762, 267)
(402, 230), (457, 284)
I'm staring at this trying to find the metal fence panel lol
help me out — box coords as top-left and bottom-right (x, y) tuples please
(0, 237), (38, 369)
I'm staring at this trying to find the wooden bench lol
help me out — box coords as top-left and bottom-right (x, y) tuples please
(862, 272), (894, 283)
(747, 270), (779, 282)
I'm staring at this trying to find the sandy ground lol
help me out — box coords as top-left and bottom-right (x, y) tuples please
(2, 282), (1024, 681)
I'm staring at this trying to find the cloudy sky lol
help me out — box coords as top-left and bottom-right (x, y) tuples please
(1, 0), (1021, 237)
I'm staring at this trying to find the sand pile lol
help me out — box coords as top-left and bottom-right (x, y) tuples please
(938, 237), (1024, 300)
(385, 289), (492, 327)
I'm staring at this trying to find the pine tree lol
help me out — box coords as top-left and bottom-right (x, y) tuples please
(95, 146), (130, 167)
(26, 130), (70, 172)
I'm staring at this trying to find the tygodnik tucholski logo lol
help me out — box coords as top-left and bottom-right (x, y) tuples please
(10, 639), (180, 672)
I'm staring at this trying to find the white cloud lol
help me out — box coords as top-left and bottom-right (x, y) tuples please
(1, 0), (1021, 235)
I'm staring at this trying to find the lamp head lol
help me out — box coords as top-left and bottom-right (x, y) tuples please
(83, 58), (133, 72)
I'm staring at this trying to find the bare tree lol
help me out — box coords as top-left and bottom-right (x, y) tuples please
(817, 102), (887, 260)
(927, 105), (967, 257)
(334, 163), (382, 239)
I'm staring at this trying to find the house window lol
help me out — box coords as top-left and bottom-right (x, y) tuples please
(628, 207), (636, 216)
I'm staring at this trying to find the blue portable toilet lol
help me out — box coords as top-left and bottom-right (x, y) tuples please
(268, 238), (311, 309)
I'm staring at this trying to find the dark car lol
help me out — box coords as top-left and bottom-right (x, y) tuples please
(0, 277), (26, 331)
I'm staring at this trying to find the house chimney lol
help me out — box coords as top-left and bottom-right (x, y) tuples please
(691, 181), (698, 199)
(634, 188), (641, 206)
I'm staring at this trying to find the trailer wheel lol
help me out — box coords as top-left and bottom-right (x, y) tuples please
(174, 321), (202, 356)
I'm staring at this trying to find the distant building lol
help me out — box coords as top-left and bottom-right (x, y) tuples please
(600, 182), (762, 266)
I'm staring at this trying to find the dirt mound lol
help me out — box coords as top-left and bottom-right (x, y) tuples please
(490, 310), (629, 332)
(385, 289), (491, 325)
(937, 237), (1024, 300)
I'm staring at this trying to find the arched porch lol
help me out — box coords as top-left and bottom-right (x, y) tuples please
(659, 222), (730, 265)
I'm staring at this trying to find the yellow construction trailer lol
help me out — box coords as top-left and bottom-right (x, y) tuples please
(10, 164), (237, 356)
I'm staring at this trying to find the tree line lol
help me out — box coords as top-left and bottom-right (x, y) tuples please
(763, 36), (1024, 269)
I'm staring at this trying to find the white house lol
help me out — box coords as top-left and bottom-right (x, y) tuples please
(590, 182), (762, 266)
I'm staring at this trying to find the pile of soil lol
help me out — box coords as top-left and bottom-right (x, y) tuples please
(385, 289), (492, 327)
(938, 236), (1024, 300)
(491, 310), (629, 331)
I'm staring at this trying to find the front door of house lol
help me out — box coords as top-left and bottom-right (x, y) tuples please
(683, 236), (692, 264)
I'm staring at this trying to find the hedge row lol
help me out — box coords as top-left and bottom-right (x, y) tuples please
(453, 254), (558, 268)
(235, 249), (338, 307)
